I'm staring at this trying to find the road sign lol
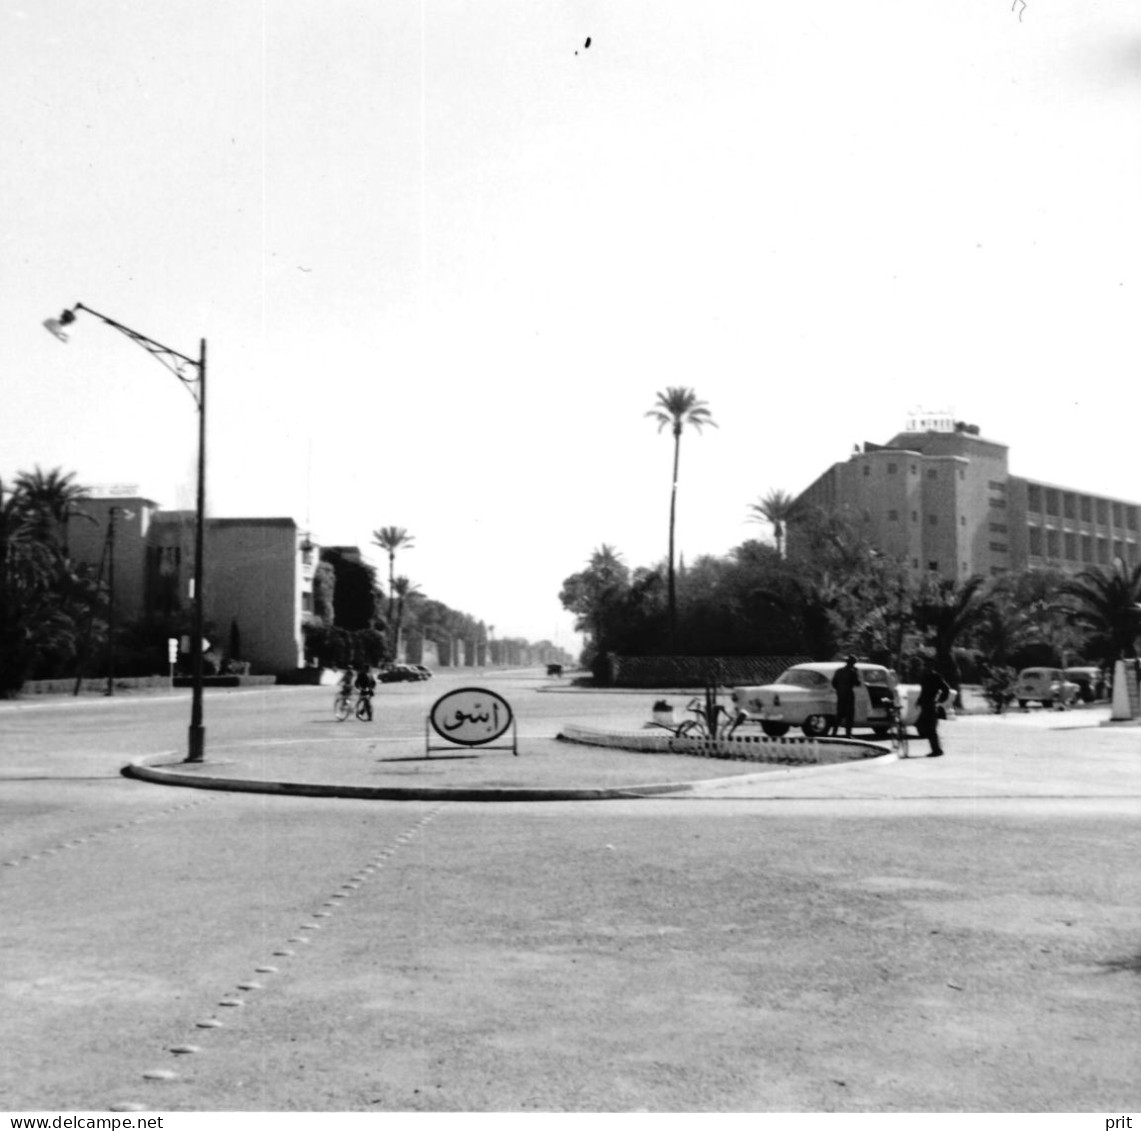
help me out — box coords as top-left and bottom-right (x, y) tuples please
(168, 638), (179, 663)
(427, 687), (516, 756)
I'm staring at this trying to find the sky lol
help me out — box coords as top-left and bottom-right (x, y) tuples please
(1, 0), (1138, 653)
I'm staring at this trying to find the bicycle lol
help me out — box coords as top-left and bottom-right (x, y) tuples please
(656, 696), (743, 740)
(885, 699), (909, 758)
(334, 689), (373, 722)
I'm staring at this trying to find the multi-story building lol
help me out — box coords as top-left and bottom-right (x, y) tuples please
(794, 419), (1140, 579)
(69, 493), (318, 674)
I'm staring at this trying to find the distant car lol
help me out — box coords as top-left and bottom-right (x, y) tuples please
(1063, 667), (1106, 703)
(1015, 667), (1080, 708)
(410, 664), (433, 680)
(378, 664), (423, 683)
(730, 661), (920, 738)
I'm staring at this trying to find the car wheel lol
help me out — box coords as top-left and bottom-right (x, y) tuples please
(872, 727), (890, 738)
(760, 721), (790, 737)
(1040, 699), (1053, 708)
(802, 714), (830, 738)
(1018, 699), (1028, 709)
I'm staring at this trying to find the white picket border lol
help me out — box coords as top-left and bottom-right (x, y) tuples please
(558, 725), (886, 765)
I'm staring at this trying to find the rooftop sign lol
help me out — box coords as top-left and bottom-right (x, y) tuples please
(905, 408), (955, 433)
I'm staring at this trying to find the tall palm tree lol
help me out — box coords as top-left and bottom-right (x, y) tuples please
(391, 576), (421, 661)
(746, 488), (804, 559)
(1059, 560), (1141, 665)
(646, 387), (716, 646)
(370, 526), (415, 636)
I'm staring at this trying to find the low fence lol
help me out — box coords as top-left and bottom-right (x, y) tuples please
(558, 725), (886, 765)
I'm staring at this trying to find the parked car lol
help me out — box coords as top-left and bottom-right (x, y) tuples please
(730, 661), (921, 738)
(378, 664), (424, 683)
(410, 664), (433, 680)
(1014, 667), (1080, 708)
(1063, 666), (1107, 702)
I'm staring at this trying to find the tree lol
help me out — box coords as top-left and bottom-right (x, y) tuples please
(391, 576), (422, 660)
(645, 387), (716, 647)
(746, 488), (804, 559)
(13, 466), (91, 556)
(371, 526), (415, 636)
(0, 476), (86, 696)
(320, 548), (384, 632)
(1059, 560), (1141, 666)
(559, 545), (631, 663)
(912, 574), (990, 706)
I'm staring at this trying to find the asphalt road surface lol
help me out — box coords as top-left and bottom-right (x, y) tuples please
(2, 670), (1139, 1113)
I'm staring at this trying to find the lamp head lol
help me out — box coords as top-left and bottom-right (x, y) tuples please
(43, 308), (77, 342)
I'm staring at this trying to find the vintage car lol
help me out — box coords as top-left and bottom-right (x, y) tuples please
(730, 661), (920, 738)
(1063, 666), (1106, 702)
(1015, 667), (1080, 708)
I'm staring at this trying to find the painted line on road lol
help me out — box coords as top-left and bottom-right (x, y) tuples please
(111, 806), (446, 1110)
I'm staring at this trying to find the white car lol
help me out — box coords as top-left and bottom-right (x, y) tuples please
(1015, 667), (1080, 709)
(730, 661), (920, 738)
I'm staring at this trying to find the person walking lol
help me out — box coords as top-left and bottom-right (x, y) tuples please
(831, 655), (861, 737)
(916, 662), (952, 757)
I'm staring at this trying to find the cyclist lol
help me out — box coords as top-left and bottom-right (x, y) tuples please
(339, 666), (356, 698)
(354, 666), (377, 721)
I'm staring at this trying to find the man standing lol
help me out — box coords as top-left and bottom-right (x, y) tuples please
(831, 655), (861, 738)
(917, 662), (952, 757)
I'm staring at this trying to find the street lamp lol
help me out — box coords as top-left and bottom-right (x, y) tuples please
(45, 303), (208, 763)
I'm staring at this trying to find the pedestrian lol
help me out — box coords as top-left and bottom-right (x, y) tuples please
(831, 655), (861, 737)
(916, 661), (952, 757)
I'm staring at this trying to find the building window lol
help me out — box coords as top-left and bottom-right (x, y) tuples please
(1028, 485), (1042, 511)
(913, 558), (919, 568)
(1081, 534), (1093, 562)
(1064, 532), (1077, 560)
(989, 542), (1008, 553)
(990, 523), (1007, 534)
(928, 514), (938, 525)
(990, 498), (1007, 509)
(1028, 527), (1043, 556)
(1112, 503), (1124, 527)
(960, 516), (967, 526)
(911, 511), (918, 523)
(1063, 493), (1076, 520)
(989, 480), (1006, 491)
(887, 462), (897, 474)
(1045, 489), (1059, 516)
(301, 592), (313, 613)
(959, 468), (965, 480)
(1113, 540), (1125, 560)
(910, 464), (917, 475)
(1097, 538), (1109, 564)
(1046, 530), (1060, 557)
(928, 561), (939, 571)
(1097, 499), (1109, 524)
(863, 465), (871, 476)
(1081, 496), (1093, 522)
(1127, 507), (1139, 531)
(927, 469), (938, 480)
(887, 509), (899, 521)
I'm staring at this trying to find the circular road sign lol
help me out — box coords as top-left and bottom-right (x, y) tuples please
(429, 687), (513, 746)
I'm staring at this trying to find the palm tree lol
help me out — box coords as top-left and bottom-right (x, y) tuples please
(14, 466), (91, 555)
(370, 526), (415, 638)
(646, 387), (716, 646)
(746, 488), (803, 559)
(391, 576), (422, 661)
(0, 478), (79, 696)
(913, 574), (990, 706)
(1059, 560), (1141, 666)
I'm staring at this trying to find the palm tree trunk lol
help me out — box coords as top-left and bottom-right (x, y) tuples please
(667, 428), (680, 649)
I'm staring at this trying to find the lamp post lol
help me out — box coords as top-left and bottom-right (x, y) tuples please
(45, 303), (208, 763)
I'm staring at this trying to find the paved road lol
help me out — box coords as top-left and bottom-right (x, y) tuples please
(2, 673), (1139, 1113)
